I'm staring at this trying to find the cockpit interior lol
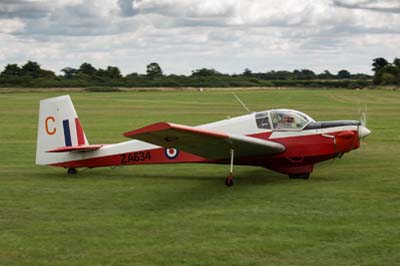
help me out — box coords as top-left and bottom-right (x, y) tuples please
(255, 109), (315, 131)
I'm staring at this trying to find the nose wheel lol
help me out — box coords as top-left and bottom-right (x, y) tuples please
(224, 149), (235, 187)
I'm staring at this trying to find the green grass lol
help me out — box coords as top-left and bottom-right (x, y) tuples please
(0, 89), (399, 266)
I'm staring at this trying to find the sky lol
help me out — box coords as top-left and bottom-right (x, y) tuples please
(0, 0), (399, 75)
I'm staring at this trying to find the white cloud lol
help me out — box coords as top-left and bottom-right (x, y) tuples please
(123, 0), (238, 18)
(0, 18), (25, 33)
(333, 0), (400, 13)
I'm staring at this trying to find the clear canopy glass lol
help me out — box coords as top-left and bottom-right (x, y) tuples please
(255, 109), (314, 130)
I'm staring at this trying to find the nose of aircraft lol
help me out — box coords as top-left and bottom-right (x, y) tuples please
(358, 125), (371, 139)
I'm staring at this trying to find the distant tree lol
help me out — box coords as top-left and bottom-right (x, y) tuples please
(302, 69), (316, 80)
(79, 63), (97, 76)
(381, 65), (398, 75)
(22, 61), (41, 78)
(393, 58), (400, 68)
(263, 70), (293, 80)
(19, 61), (56, 79)
(146, 62), (163, 78)
(38, 69), (56, 78)
(243, 68), (252, 76)
(350, 73), (371, 80)
(97, 66), (122, 79)
(293, 69), (316, 80)
(1, 64), (22, 76)
(337, 69), (351, 79)
(126, 72), (139, 78)
(61, 67), (78, 79)
(106, 66), (122, 79)
(381, 73), (396, 85)
(191, 68), (221, 77)
(373, 65), (399, 85)
(372, 58), (389, 72)
(318, 70), (334, 79)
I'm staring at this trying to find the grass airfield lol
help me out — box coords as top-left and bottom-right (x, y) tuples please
(0, 89), (399, 266)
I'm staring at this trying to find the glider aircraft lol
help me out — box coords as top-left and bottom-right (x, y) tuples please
(36, 95), (371, 186)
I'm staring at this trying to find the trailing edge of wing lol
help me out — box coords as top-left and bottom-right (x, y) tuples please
(124, 122), (285, 160)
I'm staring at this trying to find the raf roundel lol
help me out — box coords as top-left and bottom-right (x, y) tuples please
(164, 148), (179, 159)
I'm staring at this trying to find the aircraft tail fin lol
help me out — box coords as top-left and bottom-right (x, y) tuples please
(36, 95), (90, 165)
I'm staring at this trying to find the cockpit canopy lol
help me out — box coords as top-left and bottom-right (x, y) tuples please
(255, 109), (315, 130)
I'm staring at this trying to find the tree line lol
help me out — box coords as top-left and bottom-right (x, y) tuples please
(372, 58), (400, 85)
(0, 58), (398, 89)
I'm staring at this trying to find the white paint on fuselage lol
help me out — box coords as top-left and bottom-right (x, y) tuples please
(198, 112), (265, 135)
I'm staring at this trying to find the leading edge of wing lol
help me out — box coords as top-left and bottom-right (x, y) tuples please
(124, 122), (228, 140)
(123, 122), (285, 159)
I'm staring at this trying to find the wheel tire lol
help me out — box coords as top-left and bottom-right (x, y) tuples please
(67, 168), (77, 175)
(224, 178), (234, 187)
(300, 173), (310, 179)
(289, 173), (310, 179)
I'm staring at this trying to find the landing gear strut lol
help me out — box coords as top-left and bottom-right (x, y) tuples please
(67, 168), (77, 175)
(224, 149), (235, 187)
(288, 173), (310, 179)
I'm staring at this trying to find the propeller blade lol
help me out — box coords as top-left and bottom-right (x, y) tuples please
(359, 106), (367, 127)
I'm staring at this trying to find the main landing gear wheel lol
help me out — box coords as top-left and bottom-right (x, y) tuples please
(225, 175), (234, 187)
(67, 168), (77, 175)
(289, 173), (310, 179)
(224, 149), (235, 187)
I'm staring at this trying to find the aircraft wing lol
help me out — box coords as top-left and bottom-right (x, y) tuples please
(124, 122), (285, 160)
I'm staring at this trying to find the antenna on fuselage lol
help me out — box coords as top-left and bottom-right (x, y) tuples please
(232, 92), (251, 113)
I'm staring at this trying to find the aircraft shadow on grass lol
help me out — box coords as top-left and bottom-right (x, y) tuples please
(34, 168), (341, 214)
(38, 166), (301, 186)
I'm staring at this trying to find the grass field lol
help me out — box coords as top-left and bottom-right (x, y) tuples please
(0, 89), (399, 266)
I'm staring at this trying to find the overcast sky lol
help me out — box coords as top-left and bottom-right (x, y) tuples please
(0, 0), (399, 75)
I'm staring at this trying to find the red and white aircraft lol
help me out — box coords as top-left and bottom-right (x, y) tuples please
(36, 95), (371, 186)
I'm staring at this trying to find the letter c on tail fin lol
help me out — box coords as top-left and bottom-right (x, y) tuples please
(45, 116), (56, 135)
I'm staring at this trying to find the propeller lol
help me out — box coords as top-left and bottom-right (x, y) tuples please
(318, 107), (371, 171)
(358, 106), (371, 140)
